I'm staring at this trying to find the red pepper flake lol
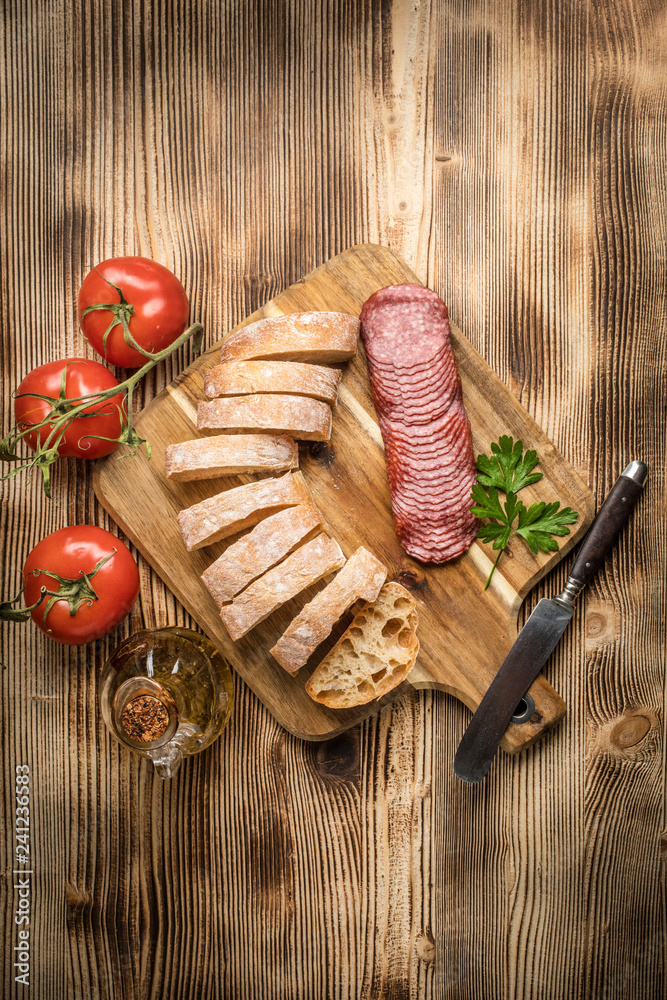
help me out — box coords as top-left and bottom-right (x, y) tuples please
(121, 695), (169, 743)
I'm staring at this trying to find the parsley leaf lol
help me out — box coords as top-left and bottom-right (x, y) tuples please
(515, 501), (579, 554)
(471, 483), (505, 521)
(471, 486), (518, 551)
(475, 435), (543, 494)
(471, 438), (578, 589)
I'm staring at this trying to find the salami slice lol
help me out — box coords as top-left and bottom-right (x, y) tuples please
(360, 284), (478, 563)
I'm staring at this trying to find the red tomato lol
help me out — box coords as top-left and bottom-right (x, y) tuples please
(23, 526), (140, 644)
(77, 256), (189, 368)
(14, 358), (125, 459)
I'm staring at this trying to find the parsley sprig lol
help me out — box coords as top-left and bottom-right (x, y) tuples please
(471, 436), (578, 589)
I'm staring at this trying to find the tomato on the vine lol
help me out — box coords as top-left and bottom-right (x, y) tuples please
(14, 358), (125, 459)
(23, 526), (140, 644)
(77, 256), (190, 368)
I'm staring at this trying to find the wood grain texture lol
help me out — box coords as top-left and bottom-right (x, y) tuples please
(94, 243), (593, 748)
(0, 2), (664, 999)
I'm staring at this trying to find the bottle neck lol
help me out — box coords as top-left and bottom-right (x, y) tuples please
(112, 677), (179, 751)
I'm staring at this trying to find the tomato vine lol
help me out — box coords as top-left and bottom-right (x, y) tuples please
(0, 550), (115, 627)
(1, 317), (203, 497)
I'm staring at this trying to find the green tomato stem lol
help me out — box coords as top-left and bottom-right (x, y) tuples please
(0, 585), (48, 623)
(1, 321), (203, 496)
(0, 550), (116, 629)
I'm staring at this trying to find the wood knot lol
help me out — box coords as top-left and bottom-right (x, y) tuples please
(586, 612), (608, 638)
(65, 883), (91, 918)
(313, 731), (360, 781)
(415, 930), (435, 963)
(609, 714), (652, 750)
(396, 566), (427, 592)
(590, 708), (658, 759)
(308, 441), (335, 467)
(584, 600), (619, 650)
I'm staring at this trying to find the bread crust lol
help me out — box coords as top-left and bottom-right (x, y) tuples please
(165, 434), (298, 481)
(198, 394), (332, 442)
(270, 546), (387, 674)
(220, 312), (359, 365)
(204, 360), (341, 405)
(305, 583), (419, 708)
(201, 503), (323, 605)
(220, 532), (345, 641)
(177, 471), (312, 551)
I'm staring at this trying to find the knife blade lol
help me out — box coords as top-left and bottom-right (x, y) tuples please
(454, 460), (648, 783)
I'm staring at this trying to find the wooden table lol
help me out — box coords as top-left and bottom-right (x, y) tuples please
(1, 3), (664, 998)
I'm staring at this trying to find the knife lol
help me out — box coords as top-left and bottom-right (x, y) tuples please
(454, 460), (649, 783)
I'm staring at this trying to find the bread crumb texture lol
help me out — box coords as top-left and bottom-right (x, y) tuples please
(305, 582), (419, 708)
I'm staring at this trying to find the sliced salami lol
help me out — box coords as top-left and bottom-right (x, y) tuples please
(360, 283), (478, 563)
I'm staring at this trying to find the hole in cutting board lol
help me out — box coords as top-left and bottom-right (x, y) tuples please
(511, 693), (535, 725)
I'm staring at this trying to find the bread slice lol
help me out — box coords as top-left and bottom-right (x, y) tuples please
(198, 395), (332, 442)
(220, 532), (345, 641)
(204, 361), (341, 405)
(165, 433), (298, 482)
(201, 503), (323, 605)
(270, 547), (387, 674)
(220, 312), (359, 365)
(177, 471), (312, 551)
(305, 583), (419, 708)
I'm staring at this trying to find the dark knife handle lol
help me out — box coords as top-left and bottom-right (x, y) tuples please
(566, 461), (648, 594)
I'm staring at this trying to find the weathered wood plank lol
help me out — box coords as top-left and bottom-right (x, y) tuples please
(582, 2), (666, 997)
(433, 2), (666, 999)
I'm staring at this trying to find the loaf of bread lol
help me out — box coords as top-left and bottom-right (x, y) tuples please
(201, 503), (323, 605)
(177, 471), (312, 551)
(270, 546), (387, 674)
(220, 312), (359, 365)
(198, 394), (332, 442)
(220, 532), (345, 641)
(165, 433), (298, 481)
(305, 583), (419, 708)
(204, 360), (341, 405)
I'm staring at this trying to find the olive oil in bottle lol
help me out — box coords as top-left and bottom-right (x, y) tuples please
(100, 627), (233, 778)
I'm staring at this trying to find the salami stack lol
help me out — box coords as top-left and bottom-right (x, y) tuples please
(360, 284), (478, 563)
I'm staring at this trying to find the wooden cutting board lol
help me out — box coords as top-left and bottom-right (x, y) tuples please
(93, 244), (594, 749)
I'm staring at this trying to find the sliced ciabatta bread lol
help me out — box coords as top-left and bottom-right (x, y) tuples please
(220, 312), (359, 365)
(197, 394), (332, 442)
(166, 433), (298, 481)
(204, 360), (341, 405)
(305, 583), (419, 708)
(201, 503), (323, 605)
(177, 471), (312, 551)
(270, 546), (387, 675)
(220, 532), (345, 641)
